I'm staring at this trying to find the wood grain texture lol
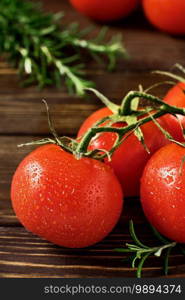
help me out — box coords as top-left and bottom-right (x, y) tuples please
(0, 0), (185, 278)
(0, 1), (185, 136)
(0, 71), (173, 135)
(0, 226), (184, 278)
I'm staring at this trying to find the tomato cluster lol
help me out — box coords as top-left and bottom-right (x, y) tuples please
(11, 71), (185, 248)
(78, 107), (169, 197)
(77, 79), (185, 244)
(69, 0), (185, 35)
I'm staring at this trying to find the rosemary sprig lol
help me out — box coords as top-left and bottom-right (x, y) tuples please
(0, 0), (127, 96)
(115, 220), (184, 278)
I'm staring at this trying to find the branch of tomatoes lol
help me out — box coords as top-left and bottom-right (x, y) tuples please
(15, 65), (185, 275)
(75, 89), (185, 158)
(18, 64), (185, 199)
(74, 64), (185, 160)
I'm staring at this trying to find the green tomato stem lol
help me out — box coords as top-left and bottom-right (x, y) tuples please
(119, 91), (185, 116)
(76, 91), (185, 156)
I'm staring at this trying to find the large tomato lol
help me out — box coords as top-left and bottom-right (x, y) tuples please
(11, 144), (123, 248)
(142, 0), (185, 35)
(161, 82), (185, 142)
(69, 0), (139, 22)
(141, 143), (185, 243)
(78, 107), (169, 197)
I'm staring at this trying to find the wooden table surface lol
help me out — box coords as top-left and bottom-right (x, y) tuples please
(0, 0), (185, 278)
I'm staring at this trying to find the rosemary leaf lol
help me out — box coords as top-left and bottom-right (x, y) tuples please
(115, 220), (178, 278)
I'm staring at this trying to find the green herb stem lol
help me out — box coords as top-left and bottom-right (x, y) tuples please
(115, 221), (178, 278)
(0, 0), (126, 95)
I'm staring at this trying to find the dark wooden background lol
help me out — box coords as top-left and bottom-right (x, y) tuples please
(0, 0), (185, 278)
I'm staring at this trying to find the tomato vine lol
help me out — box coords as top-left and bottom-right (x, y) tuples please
(19, 86), (185, 161)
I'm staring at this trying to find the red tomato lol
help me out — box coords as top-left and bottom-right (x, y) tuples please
(141, 143), (185, 243)
(69, 0), (139, 22)
(78, 107), (169, 197)
(142, 0), (185, 35)
(11, 144), (123, 248)
(161, 82), (185, 142)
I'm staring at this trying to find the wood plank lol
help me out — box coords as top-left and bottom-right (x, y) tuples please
(0, 0), (185, 279)
(36, 0), (185, 71)
(0, 135), (184, 278)
(1, 0), (185, 74)
(0, 72), (175, 136)
(0, 226), (184, 278)
(0, 136), (36, 209)
(0, 0), (185, 136)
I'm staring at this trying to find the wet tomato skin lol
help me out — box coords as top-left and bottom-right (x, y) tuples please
(69, 0), (139, 22)
(78, 107), (169, 197)
(161, 82), (185, 142)
(141, 143), (185, 243)
(11, 144), (123, 248)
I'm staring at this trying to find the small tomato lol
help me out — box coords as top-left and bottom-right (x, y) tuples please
(141, 143), (185, 243)
(11, 144), (123, 248)
(161, 82), (185, 142)
(78, 107), (169, 197)
(143, 0), (185, 35)
(69, 0), (139, 22)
